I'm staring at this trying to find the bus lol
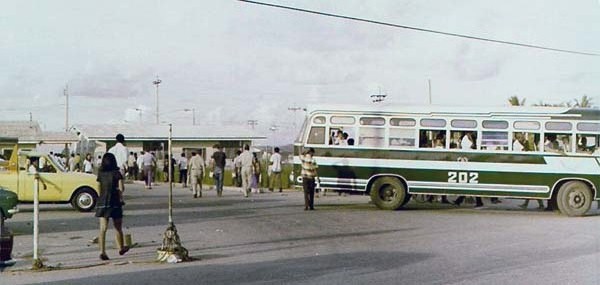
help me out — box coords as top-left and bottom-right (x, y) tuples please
(292, 104), (600, 216)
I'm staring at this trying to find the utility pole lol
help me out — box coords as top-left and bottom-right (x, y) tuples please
(153, 76), (162, 124)
(64, 85), (69, 131)
(428, 79), (432, 104)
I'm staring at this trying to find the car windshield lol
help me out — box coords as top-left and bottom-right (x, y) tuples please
(48, 156), (67, 172)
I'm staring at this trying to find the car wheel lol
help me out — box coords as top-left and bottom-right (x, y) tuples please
(71, 187), (97, 212)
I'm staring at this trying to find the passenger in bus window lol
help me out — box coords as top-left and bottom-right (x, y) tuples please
(558, 136), (571, 153)
(461, 132), (475, 150)
(513, 133), (526, 151)
(339, 132), (349, 146)
(544, 134), (560, 153)
(434, 139), (444, 149)
(577, 136), (591, 153)
(449, 132), (462, 149)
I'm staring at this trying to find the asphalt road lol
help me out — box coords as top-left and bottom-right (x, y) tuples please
(2, 182), (600, 285)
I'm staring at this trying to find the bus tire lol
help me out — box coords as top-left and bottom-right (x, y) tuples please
(556, 181), (592, 217)
(70, 187), (98, 212)
(369, 177), (408, 210)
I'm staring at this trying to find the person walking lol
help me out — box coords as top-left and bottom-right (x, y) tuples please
(211, 145), (227, 197)
(108, 133), (129, 177)
(126, 151), (136, 180)
(239, 145), (254, 197)
(142, 150), (155, 189)
(188, 151), (205, 198)
(95, 152), (129, 261)
(233, 150), (242, 187)
(269, 147), (283, 192)
(178, 153), (188, 188)
(251, 152), (261, 194)
(136, 151), (145, 181)
(301, 148), (319, 210)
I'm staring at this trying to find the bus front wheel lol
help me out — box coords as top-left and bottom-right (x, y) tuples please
(370, 177), (408, 210)
(556, 181), (592, 217)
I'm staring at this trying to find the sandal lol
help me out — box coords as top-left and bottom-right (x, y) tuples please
(119, 246), (130, 256)
(100, 253), (109, 261)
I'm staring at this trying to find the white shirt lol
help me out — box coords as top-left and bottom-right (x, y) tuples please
(239, 150), (254, 169)
(270, 152), (282, 172)
(178, 156), (188, 170)
(513, 140), (524, 152)
(461, 135), (473, 150)
(136, 155), (144, 170)
(108, 142), (129, 171)
(142, 152), (155, 167)
(83, 159), (93, 173)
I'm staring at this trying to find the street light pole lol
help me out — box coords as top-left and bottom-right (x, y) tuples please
(153, 76), (162, 124)
(157, 123), (190, 263)
(183, 108), (196, 125)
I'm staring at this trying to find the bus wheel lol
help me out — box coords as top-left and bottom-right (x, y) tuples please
(556, 181), (592, 217)
(370, 177), (408, 210)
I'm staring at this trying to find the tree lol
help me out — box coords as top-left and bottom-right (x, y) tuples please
(507, 96), (526, 106)
(573, 95), (593, 108)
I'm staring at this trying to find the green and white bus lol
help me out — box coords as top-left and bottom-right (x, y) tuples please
(292, 104), (600, 216)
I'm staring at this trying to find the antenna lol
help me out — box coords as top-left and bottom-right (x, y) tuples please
(370, 87), (387, 103)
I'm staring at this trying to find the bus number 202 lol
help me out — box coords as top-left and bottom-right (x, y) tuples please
(448, 172), (479, 184)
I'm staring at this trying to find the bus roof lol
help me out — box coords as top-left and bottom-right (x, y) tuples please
(306, 104), (600, 120)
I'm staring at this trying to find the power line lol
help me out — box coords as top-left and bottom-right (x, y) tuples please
(238, 0), (599, 57)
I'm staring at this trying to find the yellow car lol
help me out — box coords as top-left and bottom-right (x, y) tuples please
(0, 151), (99, 212)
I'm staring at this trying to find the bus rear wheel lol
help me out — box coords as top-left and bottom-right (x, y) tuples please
(556, 181), (592, 217)
(370, 177), (408, 210)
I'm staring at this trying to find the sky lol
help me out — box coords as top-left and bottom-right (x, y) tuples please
(1, 0), (599, 146)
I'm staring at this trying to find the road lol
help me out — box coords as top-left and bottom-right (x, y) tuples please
(2, 182), (600, 285)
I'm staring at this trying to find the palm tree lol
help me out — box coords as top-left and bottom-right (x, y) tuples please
(508, 96), (526, 106)
(574, 95), (594, 108)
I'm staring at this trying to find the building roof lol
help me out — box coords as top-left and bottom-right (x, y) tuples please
(0, 121), (78, 144)
(73, 124), (266, 141)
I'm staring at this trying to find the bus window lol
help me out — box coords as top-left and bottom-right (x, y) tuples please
(481, 131), (508, 150)
(482, 120), (508, 130)
(307, 127), (326, 145)
(389, 129), (416, 147)
(420, 119), (446, 128)
(360, 117), (385, 126)
(512, 132), (539, 151)
(358, 127), (385, 147)
(576, 134), (596, 154)
(544, 133), (572, 153)
(545, 122), (572, 132)
(419, 130), (446, 148)
(450, 131), (476, 149)
(390, 118), (416, 127)
(451, 119), (477, 129)
(313, 116), (326, 124)
(577, 122), (600, 132)
(514, 121), (541, 131)
(329, 127), (356, 146)
(331, 116), (355, 125)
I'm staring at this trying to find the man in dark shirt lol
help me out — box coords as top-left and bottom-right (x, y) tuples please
(211, 144), (227, 197)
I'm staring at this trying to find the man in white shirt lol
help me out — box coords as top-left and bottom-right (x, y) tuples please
(142, 151), (156, 189)
(239, 145), (254, 197)
(108, 134), (129, 176)
(269, 147), (283, 192)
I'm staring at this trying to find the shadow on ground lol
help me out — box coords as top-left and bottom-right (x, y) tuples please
(42, 251), (432, 285)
